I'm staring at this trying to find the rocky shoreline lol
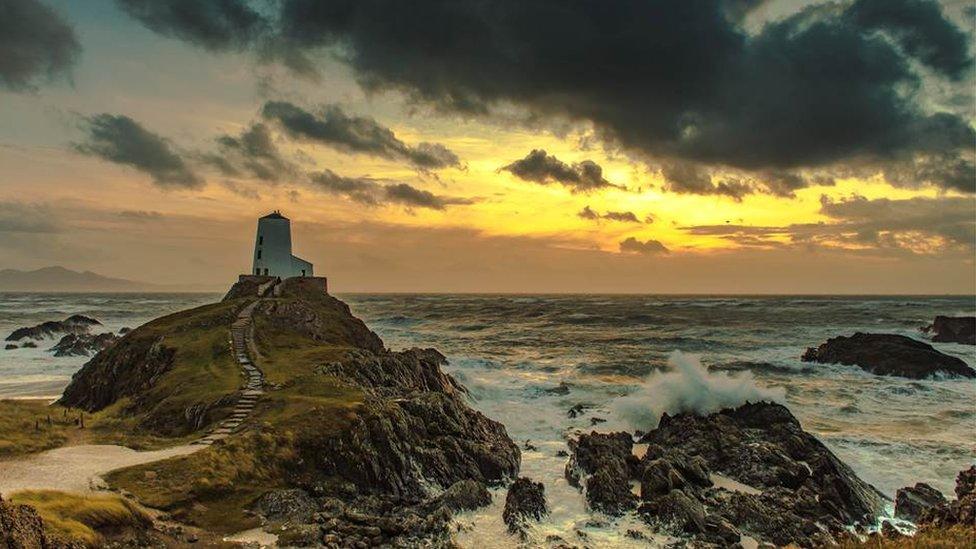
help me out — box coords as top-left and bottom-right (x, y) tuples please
(2, 287), (973, 547)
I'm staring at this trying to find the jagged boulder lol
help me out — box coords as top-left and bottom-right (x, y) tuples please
(565, 431), (639, 515)
(924, 316), (975, 345)
(50, 332), (118, 357)
(895, 483), (947, 522)
(438, 480), (491, 512)
(802, 332), (975, 379)
(916, 466), (976, 529)
(503, 477), (548, 536)
(563, 402), (886, 546)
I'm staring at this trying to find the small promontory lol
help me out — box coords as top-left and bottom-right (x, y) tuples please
(58, 277), (520, 545)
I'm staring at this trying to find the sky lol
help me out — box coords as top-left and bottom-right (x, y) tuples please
(0, 0), (974, 293)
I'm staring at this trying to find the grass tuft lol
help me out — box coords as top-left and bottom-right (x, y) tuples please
(9, 489), (152, 546)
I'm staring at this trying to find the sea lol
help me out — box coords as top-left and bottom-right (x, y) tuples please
(1, 292), (974, 547)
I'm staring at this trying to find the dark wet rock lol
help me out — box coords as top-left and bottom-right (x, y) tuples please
(311, 494), (455, 547)
(621, 402), (888, 546)
(21, 341), (36, 348)
(543, 382), (572, 395)
(923, 316), (975, 345)
(565, 431), (639, 515)
(916, 466), (976, 529)
(3, 344), (15, 350)
(567, 403), (589, 418)
(895, 483), (947, 522)
(801, 332), (975, 379)
(118, 327), (132, 335)
(589, 417), (606, 425)
(50, 332), (119, 357)
(555, 450), (568, 457)
(307, 348), (520, 497)
(6, 314), (101, 341)
(0, 495), (50, 548)
(640, 489), (707, 534)
(880, 520), (903, 539)
(253, 489), (317, 523)
(503, 477), (548, 536)
(437, 479), (491, 512)
(523, 440), (538, 452)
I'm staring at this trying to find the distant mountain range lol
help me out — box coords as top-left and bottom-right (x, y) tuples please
(0, 267), (208, 292)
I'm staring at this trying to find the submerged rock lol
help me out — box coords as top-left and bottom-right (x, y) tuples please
(801, 332), (975, 379)
(50, 332), (118, 357)
(503, 477), (548, 536)
(923, 316), (975, 345)
(5, 314), (101, 341)
(895, 483), (947, 522)
(3, 344), (15, 350)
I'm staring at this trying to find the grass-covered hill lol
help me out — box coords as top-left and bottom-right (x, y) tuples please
(57, 277), (520, 544)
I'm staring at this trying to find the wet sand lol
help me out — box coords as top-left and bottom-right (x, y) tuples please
(0, 443), (199, 494)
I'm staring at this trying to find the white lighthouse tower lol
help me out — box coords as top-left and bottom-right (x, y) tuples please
(251, 211), (313, 278)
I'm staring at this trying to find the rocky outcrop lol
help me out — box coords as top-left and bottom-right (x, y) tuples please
(923, 316), (975, 345)
(437, 480), (491, 512)
(50, 332), (118, 357)
(298, 348), (520, 499)
(502, 477), (548, 536)
(895, 483), (947, 522)
(5, 314), (100, 341)
(0, 495), (50, 548)
(565, 432), (638, 515)
(802, 333), (975, 379)
(252, 489), (317, 523)
(564, 402), (885, 546)
(914, 466), (976, 529)
(58, 333), (177, 411)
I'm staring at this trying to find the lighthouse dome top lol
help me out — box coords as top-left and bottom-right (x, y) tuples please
(261, 210), (288, 220)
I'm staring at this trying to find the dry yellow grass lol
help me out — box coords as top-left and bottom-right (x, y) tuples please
(838, 526), (976, 548)
(8, 489), (152, 546)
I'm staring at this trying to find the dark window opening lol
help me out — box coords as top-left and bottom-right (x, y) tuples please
(263, 268), (269, 275)
(301, 269), (306, 276)
(254, 268), (260, 275)
(258, 235), (263, 245)
(257, 249), (262, 259)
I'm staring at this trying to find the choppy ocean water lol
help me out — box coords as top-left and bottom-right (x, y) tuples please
(2, 292), (974, 546)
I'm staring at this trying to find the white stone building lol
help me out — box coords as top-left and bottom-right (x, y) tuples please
(251, 211), (313, 277)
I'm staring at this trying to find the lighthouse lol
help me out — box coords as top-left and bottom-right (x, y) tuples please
(251, 211), (313, 278)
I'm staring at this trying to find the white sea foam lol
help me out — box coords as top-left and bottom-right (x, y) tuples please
(611, 351), (787, 430)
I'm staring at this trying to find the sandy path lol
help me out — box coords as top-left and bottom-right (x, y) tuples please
(0, 443), (199, 494)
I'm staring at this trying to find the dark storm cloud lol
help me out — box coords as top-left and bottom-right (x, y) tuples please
(74, 114), (202, 188)
(578, 206), (642, 223)
(309, 169), (473, 210)
(683, 195), (975, 253)
(502, 150), (620, 193)
(211, 122), (294, 181)
(116, 0), (975, 194)
(261, 101), (460, 169)
(661, 163), (754, 201)
(619, 237), (669, 255)
(0, 0), (81, 92)
(115, 0), (266, 51)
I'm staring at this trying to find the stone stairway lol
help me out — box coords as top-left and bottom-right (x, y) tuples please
(193, 300), (265, 446)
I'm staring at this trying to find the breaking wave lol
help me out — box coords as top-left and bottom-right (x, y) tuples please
(611, 350), (787, 430)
